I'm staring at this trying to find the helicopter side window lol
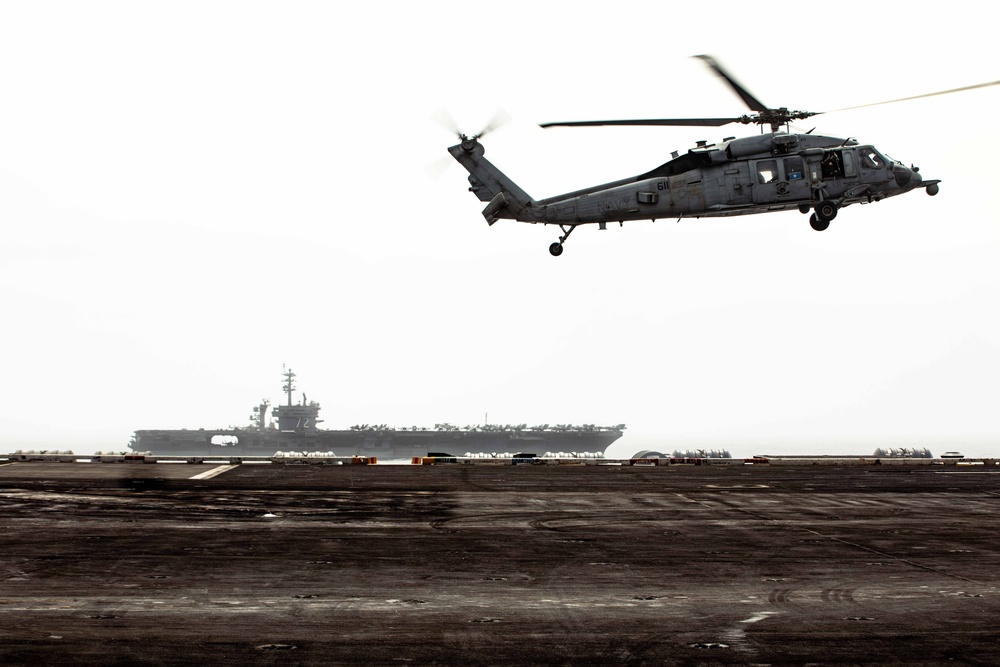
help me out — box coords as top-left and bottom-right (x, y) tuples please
(784, 157), (804, 181)
(861, 148), (885, 169)
(841, 150), (857, 178)
(757, 160), (778, 184)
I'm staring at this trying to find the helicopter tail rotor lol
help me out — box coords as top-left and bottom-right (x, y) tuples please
(474, 108), (512, 141)
(428, 108), (512, 178)
(431, 108), (511, 143)
(430, 108), (463, 139)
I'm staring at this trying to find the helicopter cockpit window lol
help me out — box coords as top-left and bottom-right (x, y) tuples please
(757, 160), (778, 184)
(861, 148), (886, 169)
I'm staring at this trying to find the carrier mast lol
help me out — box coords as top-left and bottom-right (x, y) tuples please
(273, 366), (322, 432)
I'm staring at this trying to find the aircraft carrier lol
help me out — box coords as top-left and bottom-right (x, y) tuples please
(129, 368), (624, 459)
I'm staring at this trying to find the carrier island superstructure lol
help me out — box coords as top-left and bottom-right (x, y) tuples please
(129, 369), (625, 459)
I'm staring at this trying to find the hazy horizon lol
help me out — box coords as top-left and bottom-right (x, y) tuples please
(2, 2), (997, 461)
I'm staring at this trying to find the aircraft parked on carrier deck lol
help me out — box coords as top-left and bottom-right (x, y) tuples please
(446, 55), (998, 256)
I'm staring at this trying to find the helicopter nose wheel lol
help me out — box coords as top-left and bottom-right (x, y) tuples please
(809, 213), (830, 232)
(549, 242), (564, 256)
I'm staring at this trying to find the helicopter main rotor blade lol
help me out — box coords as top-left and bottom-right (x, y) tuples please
(540, 117), (742, 128)
(694, 54), (769, 112)
(541, 55), (781, 130)
(830, 79), (1000, 112)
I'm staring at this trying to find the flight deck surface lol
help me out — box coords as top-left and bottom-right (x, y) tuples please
(1, 461), (998, 665)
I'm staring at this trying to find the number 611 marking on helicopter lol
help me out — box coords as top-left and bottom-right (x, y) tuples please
(448, 55), (996, 256)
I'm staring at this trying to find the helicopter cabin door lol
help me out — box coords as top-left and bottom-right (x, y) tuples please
(817, 148), (861, 190)
(751, 156), (809, 206)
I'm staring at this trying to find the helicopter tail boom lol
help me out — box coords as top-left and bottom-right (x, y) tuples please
(448, 140), (534, 224)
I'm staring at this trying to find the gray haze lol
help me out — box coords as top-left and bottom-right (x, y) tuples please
(1, 2), (997, 458)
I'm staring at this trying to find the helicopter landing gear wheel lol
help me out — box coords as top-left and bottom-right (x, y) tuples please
(815, 200), (838, 222)
(548, 224), (577, 257)
(810, 213), (830, 232)
(798, 204), (811, 214)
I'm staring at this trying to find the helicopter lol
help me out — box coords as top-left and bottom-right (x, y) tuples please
(448, 55), (998, 256)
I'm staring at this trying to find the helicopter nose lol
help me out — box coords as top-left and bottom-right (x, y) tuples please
(893, 164), (921, 189)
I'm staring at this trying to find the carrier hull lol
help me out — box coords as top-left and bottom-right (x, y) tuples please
(131, 427), (624, 460)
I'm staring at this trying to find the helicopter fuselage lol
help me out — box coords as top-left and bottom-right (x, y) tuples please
(448, 131), (939, 256)
(542, 133), (932, 223)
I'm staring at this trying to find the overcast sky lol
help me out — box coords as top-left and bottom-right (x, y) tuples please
(1, 2), (997, 458)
